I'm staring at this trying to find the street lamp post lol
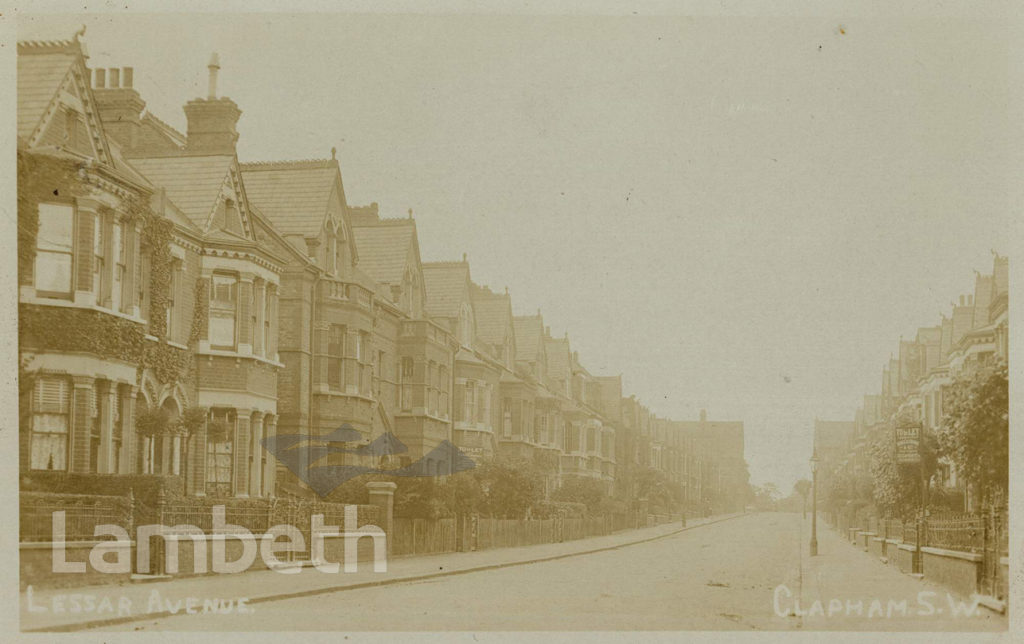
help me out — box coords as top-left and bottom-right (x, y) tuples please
(810, 452), (819, 556)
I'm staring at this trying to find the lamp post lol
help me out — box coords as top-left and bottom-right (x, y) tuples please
(810, 451), (819, 556)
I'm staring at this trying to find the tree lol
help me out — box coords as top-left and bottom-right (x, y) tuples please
(869, 422), (938, 521)
(752, 483), (781, 511)
(551, 476), (607, 514)
(475, 456), (545, 518)
(793, 479), (811, 518)
(938, 362), (1008, 507)
(634, 466), (682, 514)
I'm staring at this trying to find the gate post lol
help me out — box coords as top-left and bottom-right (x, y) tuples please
(366, 481), (397, 556)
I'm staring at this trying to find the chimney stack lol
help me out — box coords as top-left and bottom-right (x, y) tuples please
(959, 295), (965, 306)
(93, 67), (146, 150)
(184, 53), (241, 155)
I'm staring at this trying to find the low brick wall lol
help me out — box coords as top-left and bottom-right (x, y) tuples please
(920, 547), (981, 598)
(859, 531), (875, 551)
(884, 539), (900, 566)
(868, 537), (885, 558)
(21, 541), (133, 590)
(895, 543), (916, 574)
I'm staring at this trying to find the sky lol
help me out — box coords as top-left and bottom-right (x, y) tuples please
(14, 9), (1013, 494)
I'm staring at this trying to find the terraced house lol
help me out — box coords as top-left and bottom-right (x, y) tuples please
(18, 35), (751, 516)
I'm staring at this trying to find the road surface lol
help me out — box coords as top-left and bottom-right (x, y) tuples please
(101, 511), (1006, 631)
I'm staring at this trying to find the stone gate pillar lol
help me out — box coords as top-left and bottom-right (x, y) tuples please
(366, 481), (397, 555)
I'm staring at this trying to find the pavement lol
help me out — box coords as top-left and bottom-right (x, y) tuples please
(21, 512), (738, 632)
(795, 514), (1007, 632)
(22, 511), (1009, 632)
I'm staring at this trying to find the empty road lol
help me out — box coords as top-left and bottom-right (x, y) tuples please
(101, 512), (1005, 632)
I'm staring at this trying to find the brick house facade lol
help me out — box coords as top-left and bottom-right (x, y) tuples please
(19, 36), (751, 510)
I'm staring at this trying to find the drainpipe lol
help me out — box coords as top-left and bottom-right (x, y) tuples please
(306, 269), (324, 482)
(450, 336), (457, 471)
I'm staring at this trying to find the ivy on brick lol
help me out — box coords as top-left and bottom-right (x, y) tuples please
(18, 151), (205, 389)
(19, 304), (147, 363)
(141, 209), (174, 340)
(17, 151), (89, 281)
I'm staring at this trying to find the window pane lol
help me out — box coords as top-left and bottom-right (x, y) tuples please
(34, 252), (72, 293)
(37, 203), (73, 252)
(31, 434), (67, 470)
(93, 213), (104, 256)
(210, 313), (235, 346)
(33, 413), (68, 433)
(211, 276), (237, 309)
(210, 275), (237, 346)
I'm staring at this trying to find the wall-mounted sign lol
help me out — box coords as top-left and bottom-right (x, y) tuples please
(894, 423), (921, 464)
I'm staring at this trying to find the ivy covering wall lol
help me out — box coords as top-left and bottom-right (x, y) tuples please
(18, 150), (204, 388)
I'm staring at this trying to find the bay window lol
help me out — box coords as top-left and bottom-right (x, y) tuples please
(400, 357), (414, 411)
(93, 211), (105, 302)
(34, 203), (75, 297)
(166, 260), (178, 341)
(209, 274), (237, 348)
(463, 381), (475, 423)
(327, 324), (345, 390)
(30, 376), (70, 471)
(205, 409), (235, 496)
(112, 220), (127, 312)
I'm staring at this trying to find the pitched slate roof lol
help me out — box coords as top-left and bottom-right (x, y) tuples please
(16, 39), (84, 142)
(471, 285), (512, 346)
(239, 159), (340, 236)
(545, 337), (571, 380)
(422, 262), (470, 319)
(141, 112), (186, 147)
(513, 315), (544, 362)
(351, 220), (416, 285)
(127, 155), (234, 230)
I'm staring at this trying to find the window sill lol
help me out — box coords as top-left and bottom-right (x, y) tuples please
(20, 292), (146, 325)
(317, 389), (377, 403)
(198, 348), (284, 368)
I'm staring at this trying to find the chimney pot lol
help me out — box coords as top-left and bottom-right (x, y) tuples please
(109, 68), (120, 88)
(123, 67), (133, 88)
(94, 68), (105, 88)
(207, 52), (220, 99)
(462, 252), (467, 262)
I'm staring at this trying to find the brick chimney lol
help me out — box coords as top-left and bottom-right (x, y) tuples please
(183, 53), (241, 155)
(93, 66), (146, 150)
